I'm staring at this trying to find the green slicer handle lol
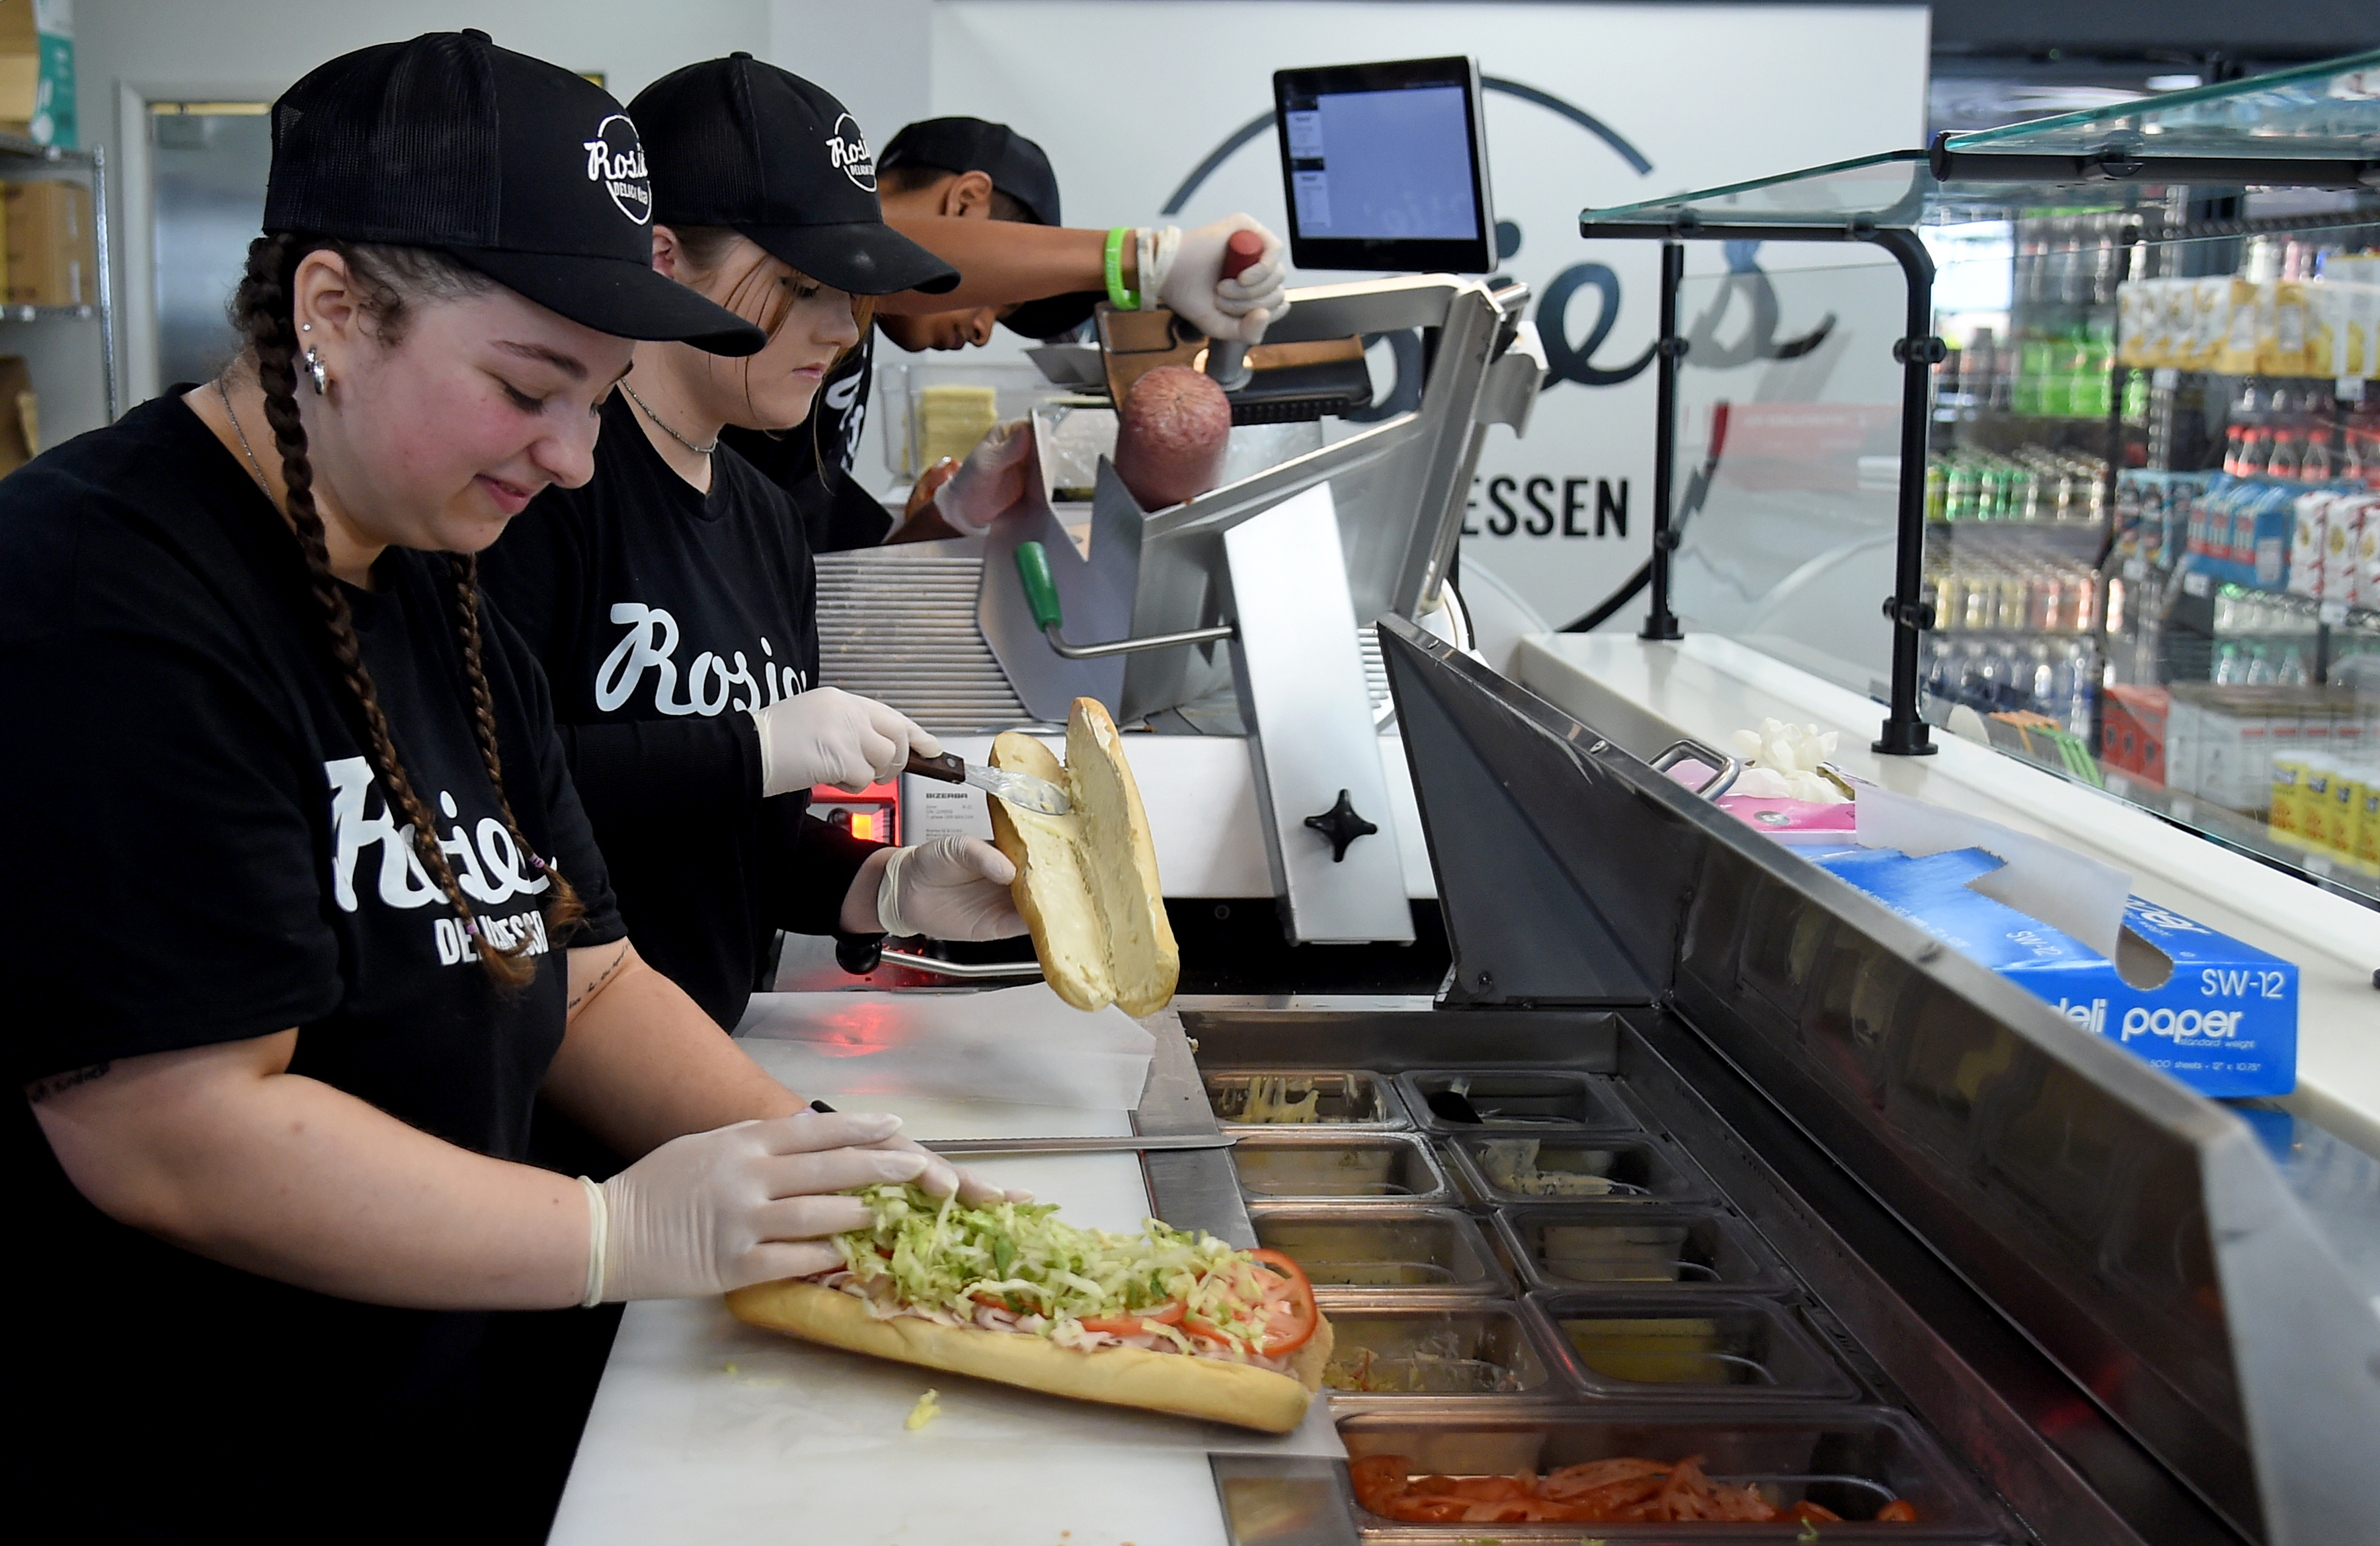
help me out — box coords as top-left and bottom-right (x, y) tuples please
(1015, 541), (1064, 632)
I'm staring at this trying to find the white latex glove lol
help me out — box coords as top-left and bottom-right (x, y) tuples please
(751, 685), (939, 797)
(932, 419), (1037, 535)
(877, 834), (1025, 941)
(879, 1129), (1031, 1209)
(592, 1109), (927, 1301)
(1160, 214), (1290, 344)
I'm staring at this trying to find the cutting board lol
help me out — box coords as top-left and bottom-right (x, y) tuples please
(548, 1037), (1340, 1546)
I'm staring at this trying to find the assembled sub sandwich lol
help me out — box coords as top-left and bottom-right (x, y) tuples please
(728, 1184), (1332, 1433)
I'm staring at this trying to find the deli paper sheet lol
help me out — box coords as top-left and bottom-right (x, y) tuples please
(734, 984), (1156, 1110)
(1854, 785), (2133, 959)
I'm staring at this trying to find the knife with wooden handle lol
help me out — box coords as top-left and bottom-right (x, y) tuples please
(904, 749), (1072, 816)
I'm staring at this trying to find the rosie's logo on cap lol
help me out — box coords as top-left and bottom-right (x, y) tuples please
(826, 112), (875, 191)
(583, 114), (653, 224)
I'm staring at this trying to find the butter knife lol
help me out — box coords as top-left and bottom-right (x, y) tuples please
(905, 750), (1071, 816)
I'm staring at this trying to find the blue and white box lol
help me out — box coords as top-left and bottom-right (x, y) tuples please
(1809, 792), (2298, 1098)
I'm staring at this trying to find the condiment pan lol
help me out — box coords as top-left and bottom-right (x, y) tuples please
(1204, 1067), (1408, 1129)
(1399, 1068), (1640, 1134)
(1337, 1406), (2005, 1539)
(1250, 1204), (1507, 1295)
(1318, 1297), (1566, 1410)
(1448, 1133), (1713, 1206)
(1232, 1130), (1454, 1205)
(1527, 1292), (1858, 1402)
(1493, 1206), (1794, 1296)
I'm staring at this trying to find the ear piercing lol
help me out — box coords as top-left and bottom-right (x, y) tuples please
(303, 346), (329, 395)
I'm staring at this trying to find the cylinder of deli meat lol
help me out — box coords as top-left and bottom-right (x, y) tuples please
(1112, 366), (1231, 510)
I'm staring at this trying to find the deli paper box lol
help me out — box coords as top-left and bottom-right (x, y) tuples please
(1806, 791), (2297, 1097)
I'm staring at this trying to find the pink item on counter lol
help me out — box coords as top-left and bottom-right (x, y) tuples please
(1717, 794), (1859, 839)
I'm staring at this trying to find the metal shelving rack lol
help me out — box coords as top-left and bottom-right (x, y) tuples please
(0, 127), (118, 430)
(1572, 50), (2379, 898)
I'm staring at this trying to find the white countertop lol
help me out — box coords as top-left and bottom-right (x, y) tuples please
(549, 1026), (1339, 1546)
(1519, 632), (2380, 1156)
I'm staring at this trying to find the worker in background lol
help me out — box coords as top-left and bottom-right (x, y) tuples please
(871, 116), (1100, 354)
(722, 118), (1289, 551)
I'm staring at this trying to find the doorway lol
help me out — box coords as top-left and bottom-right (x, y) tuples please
(149, 102), (269, 388)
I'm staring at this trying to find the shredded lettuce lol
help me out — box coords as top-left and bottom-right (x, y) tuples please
(832, 1183), (1289, 1352)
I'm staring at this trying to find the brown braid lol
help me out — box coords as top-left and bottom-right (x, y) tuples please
(442, 549), (585, 943)
(231, 231), (561, 989)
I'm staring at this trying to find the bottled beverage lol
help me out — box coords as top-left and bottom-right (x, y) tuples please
(1945, 459), (1977, 522)
(2268, 431), (2301, 481)
(2015, 335), (2048, 416)
(2225, 423), (2248, 476)
(2302, 435), (2333, 484)
(2242, 428), (2271, 479)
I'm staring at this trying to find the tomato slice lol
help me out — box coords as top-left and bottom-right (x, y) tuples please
(1183, 1249), (1321, 1354)
(1245, 1248), (1320, 1353)
(1875, 1498), (1919, 1522)
(1078, 1300), (1187, 1336)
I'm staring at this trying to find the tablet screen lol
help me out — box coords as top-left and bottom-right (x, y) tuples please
(1275, 58), (1493, 273)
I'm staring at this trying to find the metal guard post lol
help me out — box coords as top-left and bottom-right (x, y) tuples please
(1642, 240), (1685, 642)
(1868, 225), (1938, 757)
(1577, 208), (1942, 756)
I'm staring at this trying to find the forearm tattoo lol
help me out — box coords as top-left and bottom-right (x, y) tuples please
(26, 1062), (114, 1104)
(567, 942), (633, 1015)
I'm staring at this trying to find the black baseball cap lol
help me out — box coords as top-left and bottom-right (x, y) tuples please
(262, 31), (764, 356)
(881, 118), (1062, 226)
(881, 116), (1097, 340)
(631, 56), (959, 299)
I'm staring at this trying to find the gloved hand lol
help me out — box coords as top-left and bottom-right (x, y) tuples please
(932, 420), (1036, 534)
(880, 1130), (1032, 1209)
(1160, 214), (1290, 344)
(751, 686), (938, 797)
(877, 834), (1025, 941)
(593, 1109), (927, 1299)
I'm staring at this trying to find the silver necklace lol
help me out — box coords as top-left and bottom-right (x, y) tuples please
(619, 381), (717, 457)
(218, 376), (274, 499)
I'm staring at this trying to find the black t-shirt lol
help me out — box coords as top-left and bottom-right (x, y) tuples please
(1, 395), (625, 1527)
(481, 393), (879, 1031)
(720, 327), (896, 553)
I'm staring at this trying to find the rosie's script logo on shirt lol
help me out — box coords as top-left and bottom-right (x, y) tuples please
(326, 757), (554, 969)
(594, 602), (811, 716)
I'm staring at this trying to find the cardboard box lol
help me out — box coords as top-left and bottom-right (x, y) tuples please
(0, 352), (31, 475)
(2101, 683), (2170, 785)
(2287, 490), (2329, 599)
(0, 0), (73, 146)
(2326, 495), (2370, 609)
(1813, 793), (2298, 1097)
(3, 177), (87, 305)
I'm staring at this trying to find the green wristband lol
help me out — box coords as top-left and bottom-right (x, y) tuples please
(1105, 225), (1140, 311)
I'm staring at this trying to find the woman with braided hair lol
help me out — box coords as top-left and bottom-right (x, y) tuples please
(5, 34), (1010, 1535)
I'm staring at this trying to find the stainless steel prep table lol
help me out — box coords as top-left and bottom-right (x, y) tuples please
(550, 616), (2375, 1546)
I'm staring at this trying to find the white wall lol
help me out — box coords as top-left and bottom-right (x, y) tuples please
(75, 3), (1928, 629)
(71, 0), (875, 406)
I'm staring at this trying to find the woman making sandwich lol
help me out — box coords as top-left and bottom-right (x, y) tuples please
(480, 55), (1289, 1039)
(6, 34), (1002, 1535)
(478, 56), (1029, 1036)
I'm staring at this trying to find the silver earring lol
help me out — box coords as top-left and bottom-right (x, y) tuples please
(303, 346), (329, 395)
(299, 322), (311, 332)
